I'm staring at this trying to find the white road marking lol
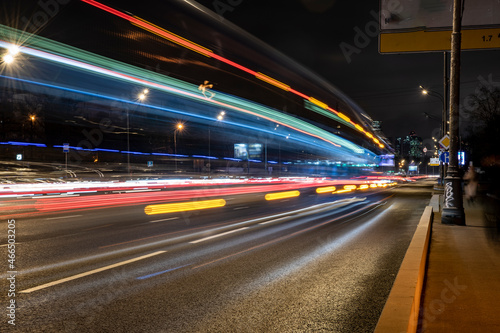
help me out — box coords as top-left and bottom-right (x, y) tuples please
(36, 194), (81, 199)
(20, 251), (166, 293)
(150, 217), (180, 223)
(190, 227), (249, 244)
(0, 243), (20, 247)
(233, 206), (249, 210)
(259, 218), (288, 225)
(44, 215), (83, 220)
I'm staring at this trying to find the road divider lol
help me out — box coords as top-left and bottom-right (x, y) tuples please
(374, 205), (433, 333)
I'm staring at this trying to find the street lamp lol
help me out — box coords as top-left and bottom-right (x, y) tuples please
(420, 85), (445, 133)
(208, 112), (224, 177)
(420, 85), (447, 185)
(174, 123), (183, 172)
(127, 88), (149, 176)
(29, 114), (36, 142)
(2, 45), (19, 64)
(442, 0), (465, 225)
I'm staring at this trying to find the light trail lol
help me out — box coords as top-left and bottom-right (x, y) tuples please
(144, 199), (227, 215)
(191, 196), (392, 269)
(0, 38), (354, 152)
(78, 0), (383, 147)
(189, 227), (250, 244)
(0, 178), (389, 218)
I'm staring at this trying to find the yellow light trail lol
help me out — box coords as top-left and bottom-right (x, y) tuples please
(308, 97), (329, 110)
(338, 112), (351, 123)
(315, 186), (336, 194)
(332, 189), (352, 194)
(256, 72), (290, 91)
(265, 190), (300, 201)
(144, 199), (226, 215)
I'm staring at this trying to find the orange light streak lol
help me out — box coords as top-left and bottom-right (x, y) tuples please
(255, 72), (290, 91)
(80, 0), (373, 141)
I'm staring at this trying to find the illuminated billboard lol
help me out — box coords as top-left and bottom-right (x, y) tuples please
(234, 144), (248, 159)
(234, 143), (263, 159)
(379, 154), (395, 167)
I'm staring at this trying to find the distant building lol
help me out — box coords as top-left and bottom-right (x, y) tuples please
(372, 120), (382, 132)
(395, 131), (423, 160)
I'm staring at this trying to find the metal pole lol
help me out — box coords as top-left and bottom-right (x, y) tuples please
(442, 0), (465, 225)
(174, 130), (177, 172)
(440, 51), (449, 185)
(278, 142), (281, 177)
(127, 109), (130, 176)
(265, 140), (267, 175)
(443, 51), (449, 138)
(208, 127), (211, 177)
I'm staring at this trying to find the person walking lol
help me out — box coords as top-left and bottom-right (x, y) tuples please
(463, 164), (478, 203)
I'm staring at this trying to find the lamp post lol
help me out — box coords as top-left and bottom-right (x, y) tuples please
(29, 115), (35, 139)
(442, 0), (465, 225)
(420, 85), (447, 185)
(127, 89), (148, 176)
(174, 123), (183, 172)
(208, 111), (224, 177)
(420, 85), (446, 136)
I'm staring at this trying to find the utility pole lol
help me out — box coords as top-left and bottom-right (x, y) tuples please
(442, 0), (465, 225)
(442, 51), (449, 185)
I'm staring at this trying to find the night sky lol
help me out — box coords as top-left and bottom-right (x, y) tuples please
(3, 0), (499, 149)
(194, 0), (500, 145)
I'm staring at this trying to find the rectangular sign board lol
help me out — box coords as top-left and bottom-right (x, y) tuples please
(379, 0), (500, 53)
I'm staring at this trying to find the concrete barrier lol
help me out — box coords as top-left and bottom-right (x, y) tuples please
(374, 205), (433, 333)
(429, 194), (440, 213)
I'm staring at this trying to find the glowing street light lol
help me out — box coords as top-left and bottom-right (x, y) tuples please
(8, 45), (19, 56)
(420, 84), (447, 185)
(2, 45), (20, 64)
(209, 112), (225, 177)
(174, 123), (184, 171)
(29, 114), (36, 140)
(138, 89), (148, 101)
(2, 54), (14, 64)
(127, 88), (149, 175)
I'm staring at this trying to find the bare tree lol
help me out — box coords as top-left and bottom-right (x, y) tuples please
(465, 86), (500, 166)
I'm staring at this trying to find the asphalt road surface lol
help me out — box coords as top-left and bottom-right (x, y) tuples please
(1, 179), (434, 332)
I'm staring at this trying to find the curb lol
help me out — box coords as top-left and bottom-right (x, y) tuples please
(374, 205), (434, 333)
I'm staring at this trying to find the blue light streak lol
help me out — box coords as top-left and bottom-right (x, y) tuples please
(136, 264), (191, 280)
(1, 141), (47, 147)
(152, 153), (188, 157)
(192, 155), (218, 160)
(121, 151), (150, 155)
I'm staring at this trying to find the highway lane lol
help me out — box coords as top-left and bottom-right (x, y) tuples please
(1, 180), (434, 332)
(3, 188), (378, 280)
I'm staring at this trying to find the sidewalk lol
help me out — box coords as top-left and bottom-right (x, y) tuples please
(418, 196), (500, 332)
